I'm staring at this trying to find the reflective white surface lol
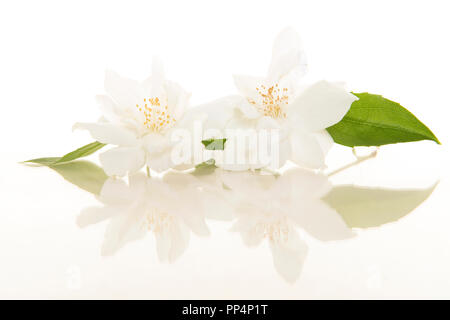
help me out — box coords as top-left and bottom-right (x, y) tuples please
(0, 142), (448, 299)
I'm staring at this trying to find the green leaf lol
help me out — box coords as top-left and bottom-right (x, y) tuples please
(24, 141), (106, 166)
(23, 157), (61, 166)
(323, 182), (438, 228)
(191, 159), (217, 176)
(54, 141), (106, 164)
(201, 138), (227, 150)
(326, 93), (440, 147)
(49, 160), (108, 195)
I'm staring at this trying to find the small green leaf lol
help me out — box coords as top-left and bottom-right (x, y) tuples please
(326, 93), (440, 147)
(49, 160), (108, 195)
(24, 141), (106, 166)
(55, 141), (106, 164)
(323, 182), (437, 228)
(192, 159), (217, 176)
(201, 138), (227, 150)
(23, 157), (61, 166)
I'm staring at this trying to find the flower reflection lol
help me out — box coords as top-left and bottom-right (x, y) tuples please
(222, 168), (354, 282)
(78, 171), (210, 262)
(56, 160), (438, 283)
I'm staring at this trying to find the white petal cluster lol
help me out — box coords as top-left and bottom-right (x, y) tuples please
(75, 28), (357, 175)
(74, 58), (196, 176)
(200, 27), (358, 170)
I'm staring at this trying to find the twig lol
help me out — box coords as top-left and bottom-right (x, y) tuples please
(327, 147), (379, 177)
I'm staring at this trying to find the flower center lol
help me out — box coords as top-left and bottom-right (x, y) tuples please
(249, 84), (288, 119)
(255, 219), (290, 244)
(136, 97), (176, 133)
(142, 209), (174, 234)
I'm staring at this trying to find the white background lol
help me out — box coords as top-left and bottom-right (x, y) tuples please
(0, 0), (449, 299)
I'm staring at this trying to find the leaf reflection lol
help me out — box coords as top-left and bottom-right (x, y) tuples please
(51, 161), (108, 195)
(323, 182), (438, 228)
(31, 160), (438, 283)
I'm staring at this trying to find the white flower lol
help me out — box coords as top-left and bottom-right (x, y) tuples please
(77, 172), (210, 262)
(222, 168), (354, 282)
(74, 58), (195, 176)
(201, 27), (358, 170)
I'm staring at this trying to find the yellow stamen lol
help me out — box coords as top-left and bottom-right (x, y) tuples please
(249, 84), (288, 119)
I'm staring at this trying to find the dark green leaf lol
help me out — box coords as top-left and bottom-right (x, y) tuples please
(326, 93), (440, 147)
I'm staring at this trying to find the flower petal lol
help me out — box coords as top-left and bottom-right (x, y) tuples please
(101, 206), (146, 256)
(215, 117), (262, 171)
(150, 56), (165, 98)
(233, 74), (265, 100)
(77, 206), (120, 228)
(271, 27), (302, 61)
(222, 171), (277, 197)
(191, 95), (241, 131)
(277, 138), (292, 170)
(290, 201), (355, 241)
(99, 146), (146, 176)
(256, 116), (281, 131)
(146, 150), (174, 173)
(255, 117), (289, 169)
(95, 95), (122, 123)
(99, 177), (135, 205)
(155, 227), (171, 262)
(289, 129), (327, 169)
(104, 70), (141, 108)
(182, 213), (210, 237)
(314, 129), (334, 158)
(268, 51), (304, 82)
(155, 221), (190, 263)
(282, 168), (331, 199)
(237, 99), (261, 119)
(167, 222), (190, 263)
(268, 27), (307, 81)
(269, 229), (308, 283)
(231, 212), (265, 247)
(165, 80), (190, 122)
(73, 122), (139, 146)
(127, 172), (149, 194)
(142, 132), (172, 154)
(288, 80), (358, 132)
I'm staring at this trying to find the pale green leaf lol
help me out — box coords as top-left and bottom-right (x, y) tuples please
(24, 141), (106, 166)
(23, 157), (61, 166)
(55, 141), (106, 164)
(201, 138), (227, 150)
(191, 159), (217, 176)
(49, 160), (108, 195)
(323, 182), (438, 228)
